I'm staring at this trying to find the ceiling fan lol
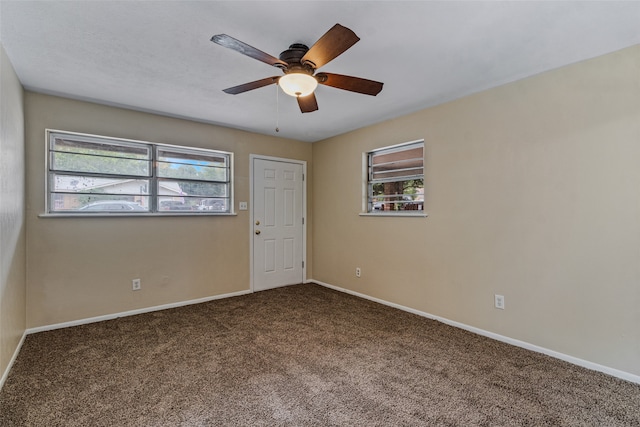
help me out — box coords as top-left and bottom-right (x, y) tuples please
(211, 24), (383, 113)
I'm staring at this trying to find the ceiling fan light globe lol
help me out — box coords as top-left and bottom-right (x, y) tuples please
(279, 73), (318, 97)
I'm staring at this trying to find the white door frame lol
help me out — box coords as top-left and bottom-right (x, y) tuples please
(249, 154), (307, 292)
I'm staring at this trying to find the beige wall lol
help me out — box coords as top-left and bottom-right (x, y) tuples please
(312, 45), (640, 376)
(25, 93), (312, 328)
(0, 43), (26, 383)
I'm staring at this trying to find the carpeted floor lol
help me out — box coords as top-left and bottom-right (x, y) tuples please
(1, 284), (639, 426)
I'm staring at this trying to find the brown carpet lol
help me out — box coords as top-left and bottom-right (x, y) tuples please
(1, 284), (639, 426)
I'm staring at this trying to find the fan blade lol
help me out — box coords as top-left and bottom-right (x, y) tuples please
(316, 73), (383, 96)
(223, 76), (280, 95)
(211, 34), (288, 69)
(297, 93), (318, 113)
(301, 24), (360, 69)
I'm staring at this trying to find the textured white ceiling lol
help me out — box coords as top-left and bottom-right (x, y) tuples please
(1, 1), (639, 142)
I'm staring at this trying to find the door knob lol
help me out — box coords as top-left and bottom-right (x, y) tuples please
(255, 230), (261, 235)
(255, 220), (260, 225)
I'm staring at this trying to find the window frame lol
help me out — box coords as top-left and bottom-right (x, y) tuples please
(361, 139), (426, 217)
(44, 129), (234, 216)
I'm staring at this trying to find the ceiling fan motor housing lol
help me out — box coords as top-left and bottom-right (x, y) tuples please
(279, 44), (315, 74)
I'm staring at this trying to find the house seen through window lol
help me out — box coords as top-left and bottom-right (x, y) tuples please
(47, 130), (232, 214)
(367, 140), (424, 213)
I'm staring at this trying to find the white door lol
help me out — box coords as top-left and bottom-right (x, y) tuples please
(252, 157), (304, 291)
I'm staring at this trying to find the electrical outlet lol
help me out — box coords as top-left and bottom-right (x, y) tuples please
(132, 278), (141, 291)
(494, 294), (505, 310)
(355, 267), (361, 278)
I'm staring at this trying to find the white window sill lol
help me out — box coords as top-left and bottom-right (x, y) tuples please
(39, 212), (238, 218)
(359, 212), (428, 218)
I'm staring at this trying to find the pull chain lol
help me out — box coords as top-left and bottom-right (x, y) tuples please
(275, 82), (280, 133)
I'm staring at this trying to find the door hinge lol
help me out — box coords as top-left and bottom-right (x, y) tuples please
(302, 261), (305, 268)
(302, 173), (305, 181)
(302, 217), (305, 225)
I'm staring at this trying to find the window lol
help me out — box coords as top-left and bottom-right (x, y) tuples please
(366, 140), (424, 213)
(47, 130), (233, 214)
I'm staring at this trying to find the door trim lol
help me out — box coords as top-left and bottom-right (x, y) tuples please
(249, 154), (307, 292)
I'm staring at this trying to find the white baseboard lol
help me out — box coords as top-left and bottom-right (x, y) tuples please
(310, 279), (640, 385)
(26, 289), (252, 335)
(1, 330), (27, 391)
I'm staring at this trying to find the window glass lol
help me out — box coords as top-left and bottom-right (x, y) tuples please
(47, 131), (233, 215)
(156, 148), (228, 181)
(367, 141), (424, 213)
(50, 137), (151, 176)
